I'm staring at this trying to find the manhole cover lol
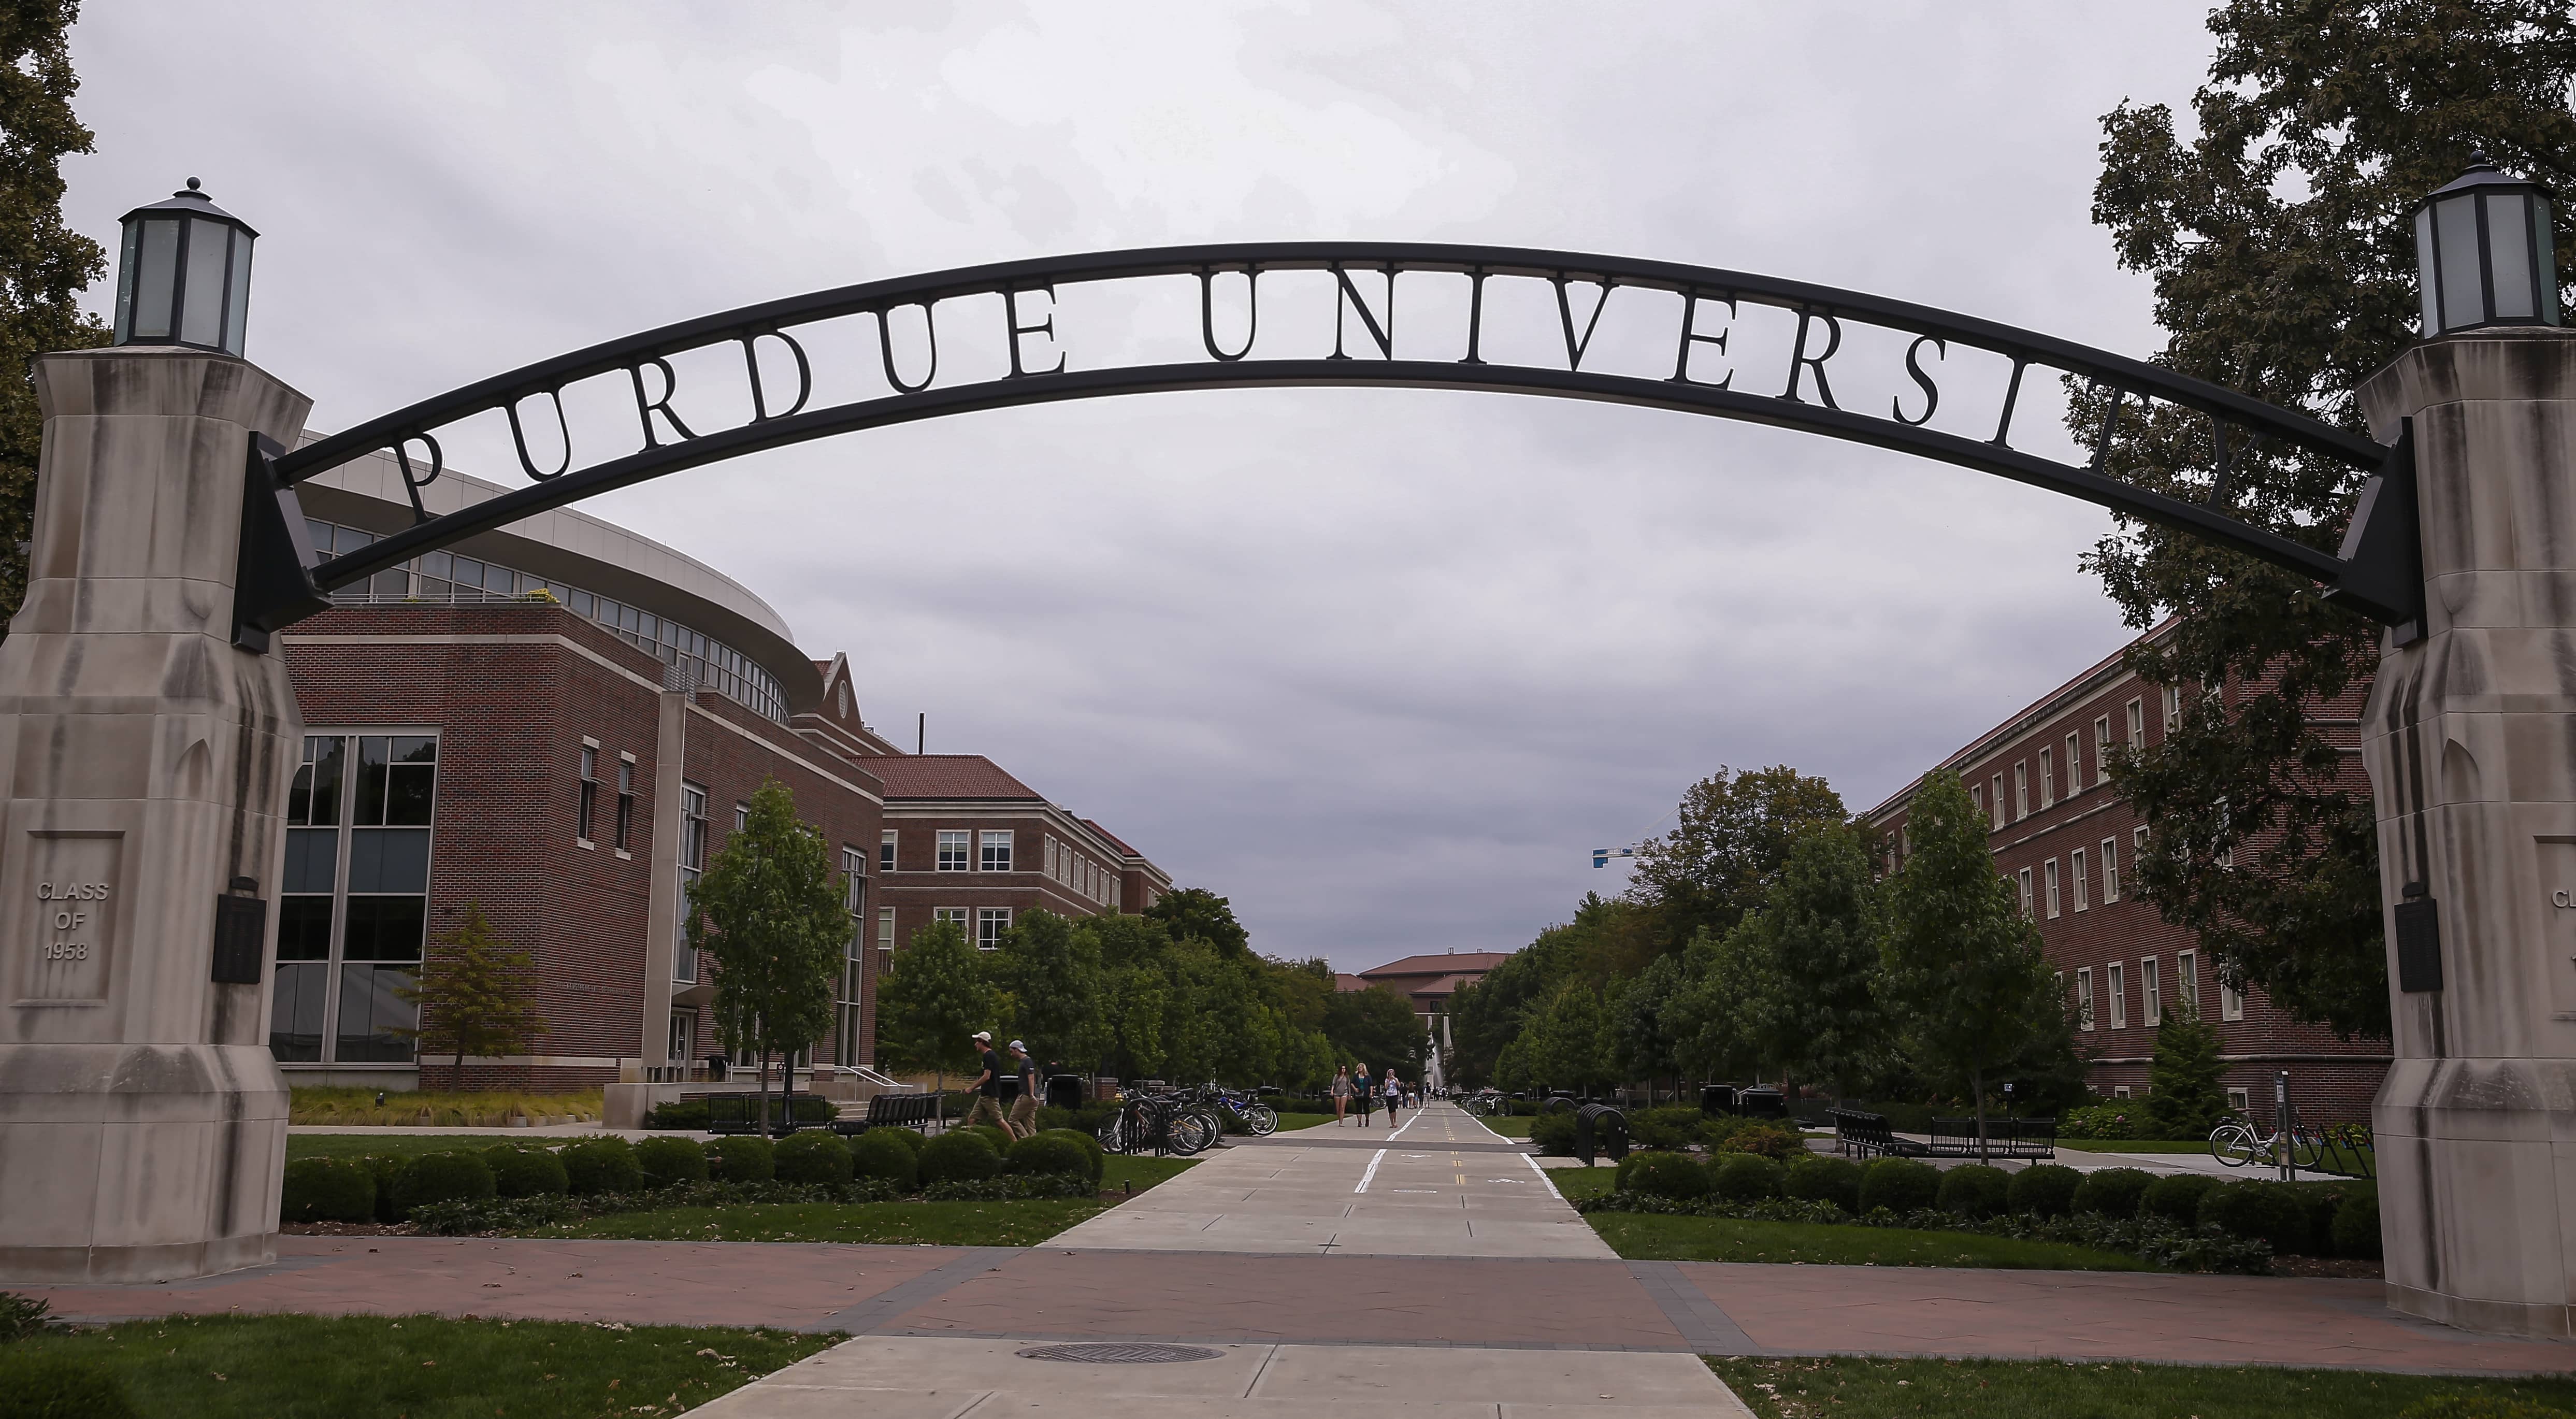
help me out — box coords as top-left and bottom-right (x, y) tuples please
(1017, 1343), (1225, 1365)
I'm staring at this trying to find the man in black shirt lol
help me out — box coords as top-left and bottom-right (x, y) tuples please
(1007, 1039), (1040, 1139)
(965, 1029), (1010, 1134)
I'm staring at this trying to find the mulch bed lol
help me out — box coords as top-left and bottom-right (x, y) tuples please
(2267, 1255), (2383, 1279)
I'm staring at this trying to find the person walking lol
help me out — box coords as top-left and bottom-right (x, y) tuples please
(963, 1029), (1010, 1134)
(1330, 1065), (1352, 1126)
(1381, 1068), (1403, 1128)
(1354, 1064), (1374, 1125)
(1006, 1039), (1040, 1139)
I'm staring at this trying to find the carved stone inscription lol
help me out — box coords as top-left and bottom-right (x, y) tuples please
(19, 831), (118, 1002)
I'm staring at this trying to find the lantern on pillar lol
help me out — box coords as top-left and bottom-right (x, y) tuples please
(2412, 153), (2560, 336)
(111, 177), (256, 356)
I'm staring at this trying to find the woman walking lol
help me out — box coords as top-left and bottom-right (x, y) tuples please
(1330, 1065), (1353, 1126)
(1381, 1068), (1403, 1128)
(1354, 1064), (1374, 1125)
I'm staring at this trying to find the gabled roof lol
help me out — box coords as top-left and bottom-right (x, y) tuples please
(1334, 973), (1372, 993)
(1083, 818), (1141, 858)
(1359, 951), (1515, 978)
(869, 754), (1044, 801)
(1404, 973), (1479, 998)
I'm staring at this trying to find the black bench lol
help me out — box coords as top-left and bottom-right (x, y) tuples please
(1829, 1108), (1927, 1158)
(702, 1092), (834, 1136)
(1927, 1116), (2057, 1159)
(829, 1092), (940, 1137)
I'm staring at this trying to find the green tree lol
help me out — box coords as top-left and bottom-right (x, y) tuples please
(2145, 1007), (2230, 1140)
(0, 0), (107, 635)
(1665, 924), (1761, 1084)
(1523, 979), (1612, 1095)
(1610, 952), (1688, 1101)
(1322, 984), (1423, 1080)
(686, 779), (847, 1130)
(396, 902), (544, 1092)
(1628, 766), (1847, 948)
(1882, 770), (2064, 1162)
(2079, 1), (2576, 1039)
(874, 919), (989, 1103)
(1143, 886), (1249, 957)
(990, 909), (1102, 1068)
(1737, 823), (1889, 1099)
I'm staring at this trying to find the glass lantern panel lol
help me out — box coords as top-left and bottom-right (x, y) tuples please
(2415, 206), (2440, 335)
(131, 218), (178, 340)
(2435, 194), (2486, 331)
(2486, 192), (2536, 320)
(2537, 196), (2562, 326)
(112, 222), (140, 342)
(221, 229), (252, 355)
(178, 218), (230, 348)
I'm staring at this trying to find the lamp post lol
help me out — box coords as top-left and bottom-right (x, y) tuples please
(2411, 152), (2559, 336)
(111, 177), (257, 356)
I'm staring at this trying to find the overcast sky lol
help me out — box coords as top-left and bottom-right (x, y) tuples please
(69, 4), (2219, 971)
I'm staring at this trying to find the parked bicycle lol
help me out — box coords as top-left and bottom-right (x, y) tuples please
(2209, 1113), (2324, 1170)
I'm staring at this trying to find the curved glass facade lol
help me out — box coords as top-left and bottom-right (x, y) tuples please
(308, 519), (787, 722)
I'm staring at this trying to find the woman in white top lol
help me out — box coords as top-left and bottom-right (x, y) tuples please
(1380, 1070), (1403, 1128)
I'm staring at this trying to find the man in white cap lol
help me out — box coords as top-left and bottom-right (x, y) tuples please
(964, 1029), (1010, 1134)
(1007, 1039), (1040, 1139)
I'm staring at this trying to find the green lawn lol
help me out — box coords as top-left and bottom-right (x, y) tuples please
(286, 1131), (553, 1162)
(9, 1313), (830, 1419)
(1550, 1165), (1618, 1199)
(1103, 1155), (1196, 1192)
(1587, 1213), (2153, 1271)
(1473, 1114), (1534, 1138)
(1269, 1111), (1337, 1132)
(1710, 1355), (2576, 1418)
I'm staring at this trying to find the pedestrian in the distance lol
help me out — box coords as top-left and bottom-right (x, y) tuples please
(963, 1029), (1010, 1134)
(1006, 1039), (1040, 1139)
(1330, 1065), (1352, 1126)
(1354, 1064), (1374, 1125)
(1381, 1068), (1403, 1128)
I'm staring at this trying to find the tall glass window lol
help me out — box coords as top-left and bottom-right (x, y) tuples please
(980, 830), (1013, 872)
(976, 907), (1011, 950)
(614, 757), (635, 850)
(677, 784), (707, 983)
(577, 744), (598, 842)
(267, 733), (437, 1065)
(838, 847), (867, 1067)
(937, 830), (970, 871)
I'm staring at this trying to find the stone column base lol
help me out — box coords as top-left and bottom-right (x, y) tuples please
(2386, 1281), (2574, 1340)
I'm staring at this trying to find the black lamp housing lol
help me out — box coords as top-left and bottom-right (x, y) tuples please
(111, 178), (256, 356)
(2413, 154), (2560, 337)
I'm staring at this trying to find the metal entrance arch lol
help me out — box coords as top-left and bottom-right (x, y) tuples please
(234, 242), (2422, 644)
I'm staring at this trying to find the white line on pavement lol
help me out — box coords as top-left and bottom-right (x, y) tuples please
(1355, 1148), (1387, 1193)
(1523, 1149), (1565, 1202)
(1387, 1109), (1425, 1141)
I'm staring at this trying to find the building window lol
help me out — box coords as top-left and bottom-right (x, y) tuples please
(2127, 697), (2145, 750)
(881, 828), (898, 872)
(976, 907), (1011, 950)
(577, 742), (598, 843)
(2065, 733), (2082, 796)
(614, 757), (636, 850)
(2014, 763), (2029, 820)
(1045, 837), (1058, 877)
(2070, 849), (2088, 911)
(2142, 956), (2162, 1027)
(2113, 1085), (2132, 1100)
(2178, 949), (2199, 1019)
(677, 783), (707, 984)
(1969, 785), (1981, 816)
(934, 906), (969, 941)
(2076, 967), (2094, 1030)
(2226, 1086), (2250, 1114)
(980, 830), (1013, 872)
(2100, 837), (2120, 902)
(2016, 867), (2034, 919)
(668, 1012), (694, 1066)
(2222, 977), (2244, 1021)
(937, 829), (970, 871)
(2094, 716), (2112, 786)
(2162, 684), (2183, 731)
(2043, 857), (2061, 918)
(2107, 961), (2127, 1028)
(877, 906), (896, 955)
(268, 733), (438, 1065)
(1989, 775), (2005, 829)
(735, 802), (749, 832)
(2039, 748), (2054, 808)
(838, 847), (867, 1068)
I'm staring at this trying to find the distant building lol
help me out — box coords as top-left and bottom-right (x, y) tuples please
(1338, 950), (1516, 1090)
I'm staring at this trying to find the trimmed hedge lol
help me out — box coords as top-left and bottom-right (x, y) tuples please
(2293, 1181), (2367, 1256)
(2069, 1166), (2155, 1220)
(918, 1129), (1002, 1185)
(642, 1099), (711, 1130)
(1858, 1157), (1939, 1214)
(636, 1136), (710, 1188)
(561, 1137), (642, 1196)
(852, 1131), (919, 1191)
(1782, 1155), (1862, 1215)
(481, 1145), (570, 1198)
(1033, 1128), (1105, 1186)
(775, 1133), (855, 1185)
(2140, 1173), (2220, 1226)
(1617, 1150), (1713, 1201)
(956, 1124), (1012, 1154)
(2006, 1163), (2082, 1220)
(280, 1157), (376, 1224)
(1713, 1122), (1805, 1158)
(1936, 1164), (2011, 1220)
(710, 1135), (774, 1183)
(1529, 1111), (1577, 1156)
(362, 1153), (406, 1223)
(2333, 1191), (2383, 1260)
(1627, 1106), (1706, 1152)
(1005, 1133), (1093, 1183)
(392, 1151), (496, 1215)
(1710, 1152), (1785, 1202)
(2198, 1179), (2310, 1254)
(876, 1126), (928, 1158)
(0, 1351), (139, 1419)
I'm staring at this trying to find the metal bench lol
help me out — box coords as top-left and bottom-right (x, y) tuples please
(702, 1092), (834, 1136)
(830, 1091), (938, 1137)
(1829, 1108), (1927, 1158)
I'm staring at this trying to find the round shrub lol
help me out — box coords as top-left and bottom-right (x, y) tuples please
(0, 1351), (139, 1419)
(1627, 1106), (1705, 1152)
(710, 1134), (775, 1183)
(1710, 1151), (1785, 1202)
(1936, 1164), (2011, 1220)
(1528, 1111), (1578, 1156)
(2006, 1163), (2082, 1219)
(2069, 1166), (2155, 1220)
(2332, 1191), (2383, 1260)
(391, 1151), (496, 1215)
(481, 1146), (570, 1199)
(1617, 1150), (1712, 1201)
(1782, 1155), (1863, 1215)
(1006, 1133), (1095, 1183)
(958, 1124), (1012, 1154)
(559, 1137), (642, 1196)
(2198, 1179), (2311, 1254)
(2140, 1172), (2220, 1226)
(635, 1136), (710, 1188)
(877, 1126), (928, 1157)
(775, 1133), (855, 1185)
(361, 1153), (407, 1223)
(1858, 1157), (1940, 1214)
(1033, 1128), (1104, 1186)
(2293, 1183), (2362, 1254)
(917, 1129), (1002, 1185)
(280, 1157), (375, 1224)
(1715, 1123), (1804, 1159)
(851, 1131), (919, 1191)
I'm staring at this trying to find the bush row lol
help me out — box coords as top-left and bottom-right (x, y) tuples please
(1531, 1108), (1805, 1159)
(1577, 1191), (2278, 1274)
(282, 1125), (1108, 1225)
(1609, 1152), (2379, 1259)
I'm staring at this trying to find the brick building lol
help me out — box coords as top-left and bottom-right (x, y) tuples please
(1337, 949), (1515, 1090)
(272, 447), (1168, 1093)
(1863, 629), (2390, 1122)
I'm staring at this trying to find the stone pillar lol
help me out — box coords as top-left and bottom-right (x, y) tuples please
(0, 348), (309, 1283)
(2362, 327), (2576, 1337)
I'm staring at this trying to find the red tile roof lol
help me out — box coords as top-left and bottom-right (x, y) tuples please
(1404, 973), (1479, 999)
(1334, 973), (1372, 993)
(1083, 818), (1141, 858)
(867, 754), (1044, 801)
(1359, 951), (1515, 978)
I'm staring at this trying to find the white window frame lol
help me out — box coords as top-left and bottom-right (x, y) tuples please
(2178, 948), (2199, 1019)
(2076, 966), (2094, 1030)
(2142, 956), (2161, 1027)
(2040, 748), (2055, 808)
(2127, 697), (2146, 750)
(576, 739), (599, 848)
(2222, 977), (2244, 1022)
(734, 801), (749, 832)
(2017, 867), (2034, 919)
(2070, 848), (2088, 911)
(1045, 837), (1058, 877)
(2094, 716), (2112, 786)
(2227, 1086), (2250, 1114)
(677, 782), (707, 985)
(2043, 857), (2061, 918)
(877, 905), (896, 955)
(2134, 824), (2150, 864)
(2066, 733), (2083, 797)
(980, 829), (1014, 873)
(2163, 684), (2183, 731)
(2100, 837), (2121, 902)
(2107, 961), (2127, 1029)
(615, 752), (636, 857)
(881, 828), (898, 872)
(933, 906), (970, 935)
(975, 906), (1011, 951)
(2014, 763), (2029, 820)
(838, 846), (867, 1067)
(936, 829), (970, 872)
(1989, 775), (2005, 830)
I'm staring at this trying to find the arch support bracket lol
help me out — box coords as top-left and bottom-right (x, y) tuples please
(2325, 420), (2424, 640)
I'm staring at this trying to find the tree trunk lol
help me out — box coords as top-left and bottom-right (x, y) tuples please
(757, 1030), (773, 1136)
(1971, 1068), (1989, 1166)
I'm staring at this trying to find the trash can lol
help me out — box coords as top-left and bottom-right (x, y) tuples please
(1700, 1084), (1737, 1116)
(1046, 1073), (1084, 1111)
(1736, 1087), (1788, 1119)
(1574, 1102), (1629, 1167)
